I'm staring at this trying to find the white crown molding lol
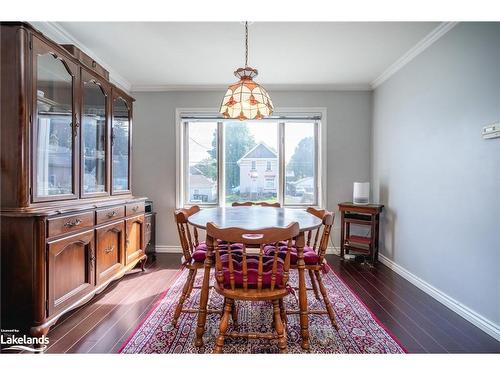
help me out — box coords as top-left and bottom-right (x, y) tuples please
(132, 84), (226, 92)
(29, 22), (459, 93)
(371, 22), (459, 89)
(378, 253), (500, 342)
(131, 83), (372, 93)
(30, 21), (133, 93)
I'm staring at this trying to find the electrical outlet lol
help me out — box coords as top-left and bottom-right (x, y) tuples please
(482, 123), (500, 139)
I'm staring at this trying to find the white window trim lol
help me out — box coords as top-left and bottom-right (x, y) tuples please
(175, 107), (327, 209)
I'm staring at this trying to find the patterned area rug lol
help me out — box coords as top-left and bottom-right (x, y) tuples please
(119, 266), (406, 354)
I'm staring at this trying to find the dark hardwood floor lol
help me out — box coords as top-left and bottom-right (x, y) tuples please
(330, 256), (500, 353)
(41, 253), (499, 353)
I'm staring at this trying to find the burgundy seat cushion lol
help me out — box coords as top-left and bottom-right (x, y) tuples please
(264, 245), (320, 265)
(191, 242), (243, 262)
(219, 253), (284, 289)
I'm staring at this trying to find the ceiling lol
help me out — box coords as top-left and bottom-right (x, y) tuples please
(33, 22), (440, 91)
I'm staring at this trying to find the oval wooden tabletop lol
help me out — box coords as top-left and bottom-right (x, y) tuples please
(188, 207), (322, 232)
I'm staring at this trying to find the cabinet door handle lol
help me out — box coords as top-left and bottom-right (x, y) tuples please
(104, 245), (115, 254)
(64, 218), (82, 228)
(132, 206), (139, 212)
(106, 210), (117, 218)
(89, 247), (96, 267)
(70, 121), (79, 138)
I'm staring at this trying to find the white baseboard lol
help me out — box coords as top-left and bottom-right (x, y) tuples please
(327, 246), (341, 255)
(378, 253), (500, 342)
(156, 245), (182, 253)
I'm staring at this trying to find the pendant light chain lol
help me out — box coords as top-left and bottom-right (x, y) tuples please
(245, 21), (248, 68)
(219, 21), (274, 120)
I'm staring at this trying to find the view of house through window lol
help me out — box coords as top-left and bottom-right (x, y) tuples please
(183, 117), (319, 207)
(225, 121), (278, 205)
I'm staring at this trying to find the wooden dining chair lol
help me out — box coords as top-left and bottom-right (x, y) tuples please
(206, 222), (300, 353)
(264, 207), (339, 331)
(171, 206), (204, 327)
(172, 206), (243, 327)
(232, 201), (281, 208)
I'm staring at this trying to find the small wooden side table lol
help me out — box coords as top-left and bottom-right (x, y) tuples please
(338, 202), (384, 264)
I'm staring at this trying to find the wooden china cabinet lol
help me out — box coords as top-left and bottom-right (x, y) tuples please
(0, 22), (147, 337)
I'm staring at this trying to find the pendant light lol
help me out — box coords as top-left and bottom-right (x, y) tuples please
(219, 22), (274, 120)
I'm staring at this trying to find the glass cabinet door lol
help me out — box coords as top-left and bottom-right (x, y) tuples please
(82, 76), (107, 196)
(33, 40), (77, 200)
(112, 97), (130, 193)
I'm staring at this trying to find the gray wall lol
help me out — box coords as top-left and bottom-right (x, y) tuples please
(372, 23), (500, 325)
(132, 90), (372, 249)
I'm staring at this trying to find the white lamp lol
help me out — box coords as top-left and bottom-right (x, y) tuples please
(353, 182), (370, 205)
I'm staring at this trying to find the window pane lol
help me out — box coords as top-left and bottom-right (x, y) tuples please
(224, 121), (278, 206)
(187, 122), (218, 204)
(285, 122), (316, 205)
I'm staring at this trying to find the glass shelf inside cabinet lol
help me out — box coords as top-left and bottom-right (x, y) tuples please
(82, 81), (107, 194)
(35, 53), (74, 198)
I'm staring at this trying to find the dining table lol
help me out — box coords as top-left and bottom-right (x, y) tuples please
(188, 206), (323, 350)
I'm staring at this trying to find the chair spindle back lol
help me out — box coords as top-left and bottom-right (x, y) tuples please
(206, 222), (299, 292)
(174, 205), (201, 263)
(305, 207), (334, 264)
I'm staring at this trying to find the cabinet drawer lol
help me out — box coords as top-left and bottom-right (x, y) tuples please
(47, 211), (95, 238)
(126, 202), (145, 216)
(96, 205), (125, 225)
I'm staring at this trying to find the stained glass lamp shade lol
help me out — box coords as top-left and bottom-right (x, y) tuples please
(219, 67), (274, 120)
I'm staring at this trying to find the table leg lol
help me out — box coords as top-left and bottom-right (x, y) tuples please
(295, 232), (310, 350)
(345, 214), (350, 256)
(375, 213), (380, 263)
(340, 210), (345, 258)
(195, 234), (213, 347)
(370, 214), (376, 265)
